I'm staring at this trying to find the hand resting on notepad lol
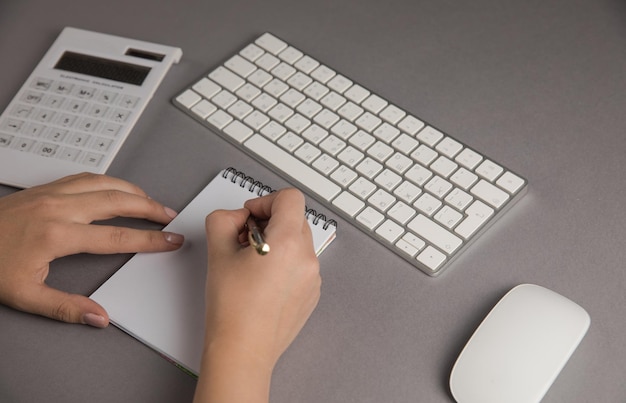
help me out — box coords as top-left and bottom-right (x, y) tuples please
(0, 172), (185, 328)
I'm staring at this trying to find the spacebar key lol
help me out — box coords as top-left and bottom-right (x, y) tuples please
(243, 134), (341, 201)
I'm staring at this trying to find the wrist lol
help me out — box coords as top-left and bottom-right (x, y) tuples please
(194, 336), (276, 403)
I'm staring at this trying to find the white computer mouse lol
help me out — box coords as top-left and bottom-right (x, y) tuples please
(449, 284), (590, 403)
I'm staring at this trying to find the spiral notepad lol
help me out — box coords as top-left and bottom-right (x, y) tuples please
(91, 167), (337, 376)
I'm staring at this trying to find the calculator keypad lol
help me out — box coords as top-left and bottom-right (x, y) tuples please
(0, 77), (138, 166)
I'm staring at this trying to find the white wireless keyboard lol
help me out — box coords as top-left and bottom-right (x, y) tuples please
(173, 33), (527, 276)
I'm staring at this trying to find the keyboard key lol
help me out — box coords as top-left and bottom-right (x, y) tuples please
(330, 165), (358, 187)
(454, 200), (494, 239)
(176, 89), (201, 108)
(408, 215), (462, 255)
(496, 171), (525, 194)
(333, 191), (365, 216)
(397, 115), (424, 135)
(387, 201), (416, 224)
(310, 65), (335, 84)
(470, 179), (509, 209)
(436, 137), (463, 158)
(191, 99), (217, 119)
(223, 120), (253, 143)
(349, 177), (377, 200)
(375, 219), (404, 242)
(225, 55), (257, 78)
(361, 94), (388, 114)
(327, 74), (353, 93)
(209, 67), (245, 92)
(434, 205), (463, 229)
(240, 43), (264, 62)
(192, 78), (221, 99)
(379, 104), (406, 125)
(417, 246), (447, 272)
(256, 33), (287, 55)
(278, 46), (304, 64)
(356, 206), (385, 229)
(207, 109), (233, 129)
(417, 126), (444, 146)
(475, 159), (503, 181)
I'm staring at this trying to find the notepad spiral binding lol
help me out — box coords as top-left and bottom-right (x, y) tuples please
(223, 167), (338, 230)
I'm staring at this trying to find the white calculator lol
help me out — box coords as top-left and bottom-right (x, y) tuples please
(0, 27), (182, 188)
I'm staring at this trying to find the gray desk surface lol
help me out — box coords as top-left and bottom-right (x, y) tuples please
(1, 0), (624, 401)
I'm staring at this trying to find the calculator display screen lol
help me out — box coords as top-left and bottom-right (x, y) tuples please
(54, 51), (150, 85)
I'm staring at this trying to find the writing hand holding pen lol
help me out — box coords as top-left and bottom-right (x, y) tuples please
(196, 188), (320, 403)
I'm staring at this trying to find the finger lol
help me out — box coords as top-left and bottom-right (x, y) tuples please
(57, 190), (177, 225)
(57, 224), (184, 256)
(205, 208), (249, 257)
(244, 188), (307, 237)
(18, 283), (110, 328)
(35, 172), (149, 198)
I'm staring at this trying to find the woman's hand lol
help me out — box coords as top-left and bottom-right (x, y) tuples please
(195, 188), (320, 403)
(0, 173), (184, 328)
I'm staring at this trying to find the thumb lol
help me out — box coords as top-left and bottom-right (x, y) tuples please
(28, 284), (110, 328)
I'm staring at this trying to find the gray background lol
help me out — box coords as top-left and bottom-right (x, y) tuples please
(1, 0), (625, 402)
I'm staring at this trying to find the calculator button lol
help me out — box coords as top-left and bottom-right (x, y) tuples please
(47, 129), (68, 142)
(21, 91), (44, 104)
(43, 94), (65, 109)
(118, 95), (139, 109)
(12, 138), (35, 152)
(73, 86), (96, 99)
(33, 109), (56, 123)
(100, 122), (122, 137)
(68, 133), (91, 147)
(97, 91), (118, 105)
(110, 109), (131, 123)
(66, 99), (87, 113)
(82, 152), (104, 167)
(1, 118), (24, 132)
(52, 82), (73, 95)
(56, 113), (78, 128)
(88, 105), (109, 118)
(30, 77), (53, 91)
(11, 104), (34, 118)
(77, 117), (100, 132)
(0, 134), (14, 147)
(23, 122), (46, 137)
(57, 147), (82, 162)
(90, 137), (112, 152)
(37, 143), (59, 157)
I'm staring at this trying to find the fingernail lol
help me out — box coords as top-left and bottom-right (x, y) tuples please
(83, 313), (107, 328)
(164, 232), (185, 245)
(164, 206), (178, 219)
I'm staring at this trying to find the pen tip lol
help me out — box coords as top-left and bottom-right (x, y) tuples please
(259, 244), (270, 255)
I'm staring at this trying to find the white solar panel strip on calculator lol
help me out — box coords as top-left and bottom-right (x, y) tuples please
(173, 32), (527, 276)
